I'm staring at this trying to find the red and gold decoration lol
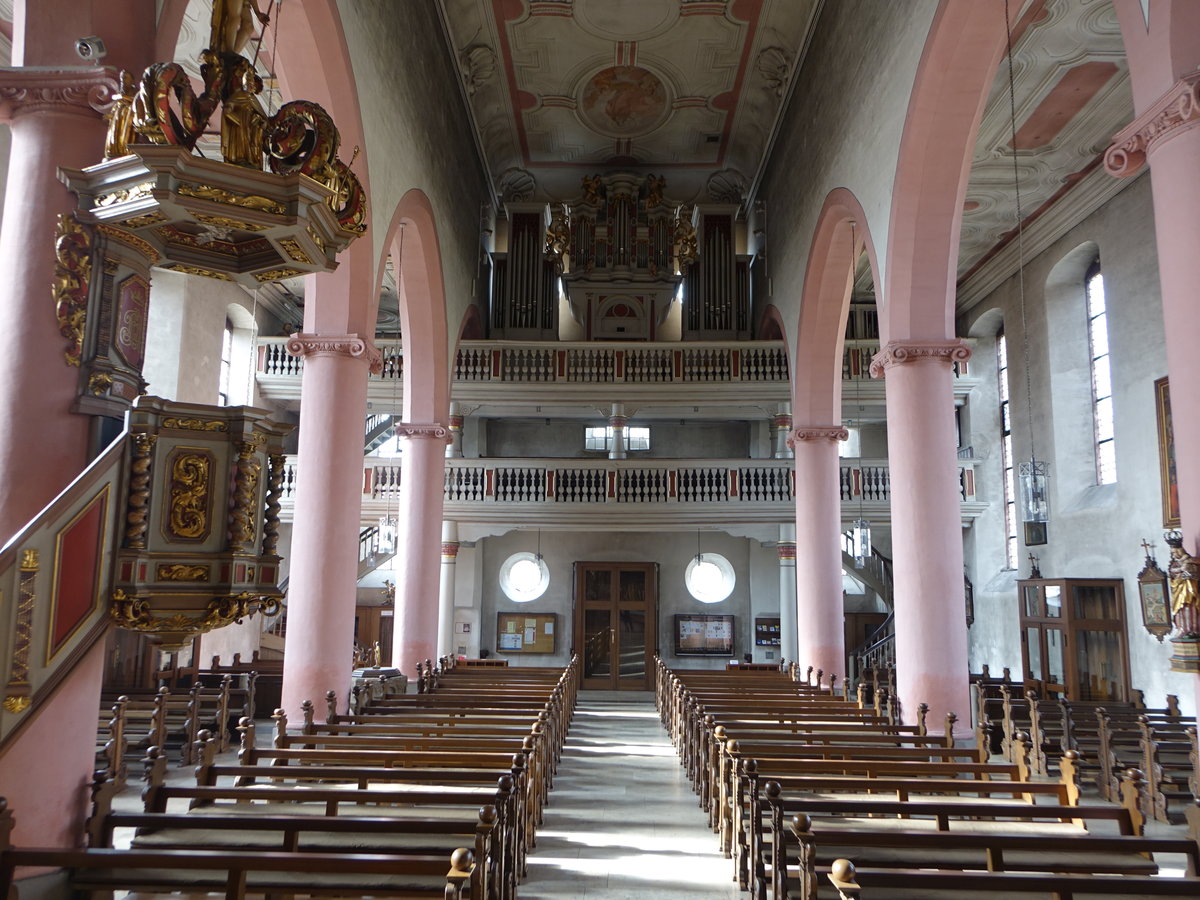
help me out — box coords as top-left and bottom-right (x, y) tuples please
(3, 550), (39, 714)
(111, 397), (291, 649)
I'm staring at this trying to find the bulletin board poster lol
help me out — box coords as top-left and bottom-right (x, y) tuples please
(496, 612), (556, 654)
(674, 614), (735, 656)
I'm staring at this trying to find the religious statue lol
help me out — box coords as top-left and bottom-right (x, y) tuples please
(1166, 532), (1200, 638)
(221, 63), (267, 168)
(644, 174), (666, 210)
(211, 0), (270, 58)
(104, 70), (138, 159)
(544, 203), (571, 267)
(673, 204), (698, 271)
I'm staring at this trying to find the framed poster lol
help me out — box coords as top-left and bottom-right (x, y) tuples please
(674, 614), (734, 656)
(1156, 377), (1180, 528)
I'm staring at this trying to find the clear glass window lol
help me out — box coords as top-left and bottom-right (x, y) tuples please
(584, 425), (650, 451)
(499, 551), (550, 603)
(997, 332), (1017, 568)
(1085, 262), (1116, 484)
(685, 553), (735, 604)
(218, 319), (234, 407)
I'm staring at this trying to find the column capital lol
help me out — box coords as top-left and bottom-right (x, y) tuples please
(0, 67), (118, 121)
(777, 541), (797, 562)
(285, 332), (383, 373)
(786, 425), (848, 448)
(441, 541), (460, 561)
(394, 422), (451, 442)
(1105, 72), (1200, 178)
(869, 339), (971, 378)
(771, 414), (793, 428)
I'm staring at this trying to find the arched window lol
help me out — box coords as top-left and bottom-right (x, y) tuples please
(218, 318), (234, 407)
(996, 330), (1017, 568)
(1085, 259), (1116, 484)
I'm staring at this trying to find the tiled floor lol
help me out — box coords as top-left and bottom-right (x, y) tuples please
(520, 692), (742, 899)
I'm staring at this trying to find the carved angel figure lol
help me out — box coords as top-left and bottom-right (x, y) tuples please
(581, 174), (604, 207)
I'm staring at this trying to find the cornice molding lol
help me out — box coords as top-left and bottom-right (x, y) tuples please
(1106, 73), (1200, 178)
(786, 425), (847, 447)
(870, 340), (971, 378)
(285, 333), (383, 373)
(394, 423), (451, 442)
(0, 67), (118, 121)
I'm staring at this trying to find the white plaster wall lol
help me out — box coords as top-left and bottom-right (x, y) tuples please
(754, 0), (938, 331)
(959, 174), (1193, 712)
(336, 0), (488, 354)
(0, 26), (10, 235)
(476, 529), (778, 672)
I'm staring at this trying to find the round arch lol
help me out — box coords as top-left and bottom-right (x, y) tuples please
(377, 189), (451, 424)
(457, 304), (485, 342)
(757, 304), (788, 344)
(793, 188), (881, 425)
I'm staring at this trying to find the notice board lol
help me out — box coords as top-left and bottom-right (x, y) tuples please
(496, 612), (557, 654)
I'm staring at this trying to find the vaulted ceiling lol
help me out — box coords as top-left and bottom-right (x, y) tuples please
(437, 0), (820, 206)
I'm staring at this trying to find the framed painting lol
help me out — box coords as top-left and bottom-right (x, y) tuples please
(1155, 377), (1180, 528)
(1137, 554), (1171, 642)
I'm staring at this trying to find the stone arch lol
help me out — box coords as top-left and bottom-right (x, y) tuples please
(457, 304), (485, 342)
(757, 304), (788, 344)
(883, 0), (1011, 341)
(793, 188), (881, 425)
(377, 190), (450, 424)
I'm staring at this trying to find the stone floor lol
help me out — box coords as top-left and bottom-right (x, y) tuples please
(519, 691), (742, 899)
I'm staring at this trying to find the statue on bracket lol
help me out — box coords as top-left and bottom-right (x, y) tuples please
(1166, 531), (1200, 638)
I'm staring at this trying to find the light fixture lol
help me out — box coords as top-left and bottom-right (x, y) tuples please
(848, 219), (871, 570)
(1005, 0), (1049, 546)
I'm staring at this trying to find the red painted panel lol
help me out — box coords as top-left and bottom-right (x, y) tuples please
(52, 493), (107, 654)
(1010, 62), (1118, 150)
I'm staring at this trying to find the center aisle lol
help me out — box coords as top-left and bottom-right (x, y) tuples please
(521, 692), (741, 900)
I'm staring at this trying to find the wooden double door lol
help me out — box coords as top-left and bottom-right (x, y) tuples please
(575, 562), (657, 690)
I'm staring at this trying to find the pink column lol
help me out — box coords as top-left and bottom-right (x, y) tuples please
(280, 334), (376, 718)
(873, 341), (971, 727)
(0, 69), (116, 541)
(788, 425), (849, 686)
(1107, 75), (1200, 552)
(391, 423), (451, 675)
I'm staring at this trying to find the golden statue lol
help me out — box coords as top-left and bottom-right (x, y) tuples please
(1167, 533), (1200, 638)
(221, 64), (267, 167)
(581, 174), (603, 207)
(211, 0), (270, 57)
(104, 70), (138, 159)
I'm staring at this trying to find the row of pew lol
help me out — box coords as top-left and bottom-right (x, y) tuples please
(657, 659), (1200, 899)
(975, 678), (1198, 824)
(8, 656), (579, 900)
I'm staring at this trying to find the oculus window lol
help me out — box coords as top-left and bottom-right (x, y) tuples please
(499, 551), (550, 603)
(685, 553), (735, 604)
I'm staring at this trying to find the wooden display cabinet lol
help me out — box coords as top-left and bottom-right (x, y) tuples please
(1017, 578), (1130, 702)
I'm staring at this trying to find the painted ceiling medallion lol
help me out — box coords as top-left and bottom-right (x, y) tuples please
(573, 0), (679, 42)
(577, 65), (671, 139)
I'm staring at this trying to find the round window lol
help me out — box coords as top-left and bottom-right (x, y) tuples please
(499, 552), (550, 603)
(685, 553), (735, 604)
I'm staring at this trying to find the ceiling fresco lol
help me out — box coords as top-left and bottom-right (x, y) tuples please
(438, 0), (820, 205)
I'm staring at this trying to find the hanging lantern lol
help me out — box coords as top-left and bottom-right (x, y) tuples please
(851, 518), (872, 569)
(1018, 458), (1049, 545)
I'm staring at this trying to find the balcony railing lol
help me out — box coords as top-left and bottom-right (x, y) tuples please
(275, 456), (983, 525)
(259, 338), (788, 384)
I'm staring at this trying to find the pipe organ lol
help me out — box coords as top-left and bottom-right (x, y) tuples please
(488, 174), (751, 341)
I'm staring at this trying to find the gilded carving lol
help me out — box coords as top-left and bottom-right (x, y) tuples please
(124, 432), (157, 549)
(263, 453), (286, 556)
(3, 697), (31, 714)
(178, 183), (286, 216)
(110, 590), (280, 638)
(228, 436), (265, 551)
(673, 205), (698, 271)
(6, 553), (38, 708)
(88, 373), (114, 396)
(194, 212), (266, 232)
(544, 204), (571, 267)
(168, 452), (211, 541)
(95, 182), (155, 208)
(97, 224), (160, 262)
(254, 267), (305, 282)
(220, 61), (268, 168)
(162, 417), (227, 432)
(306, 226), (329, 253)
(277, 238), (313, 265)
(157, 564), (209, 582)
(104, 70), (139, 159)
(19, 550), (39, 571)
(166, 263), (235, 282)
(52, 213), (92, 367)
(121, 211), (167, 229)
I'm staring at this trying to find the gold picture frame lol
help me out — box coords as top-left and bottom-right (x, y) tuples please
(1155, 377), (1180, 528)
(1137, 553), (1172, 642)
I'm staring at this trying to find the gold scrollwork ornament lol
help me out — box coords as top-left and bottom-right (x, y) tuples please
(3, 696), (31, 714)
(169, 453), (210, 540)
